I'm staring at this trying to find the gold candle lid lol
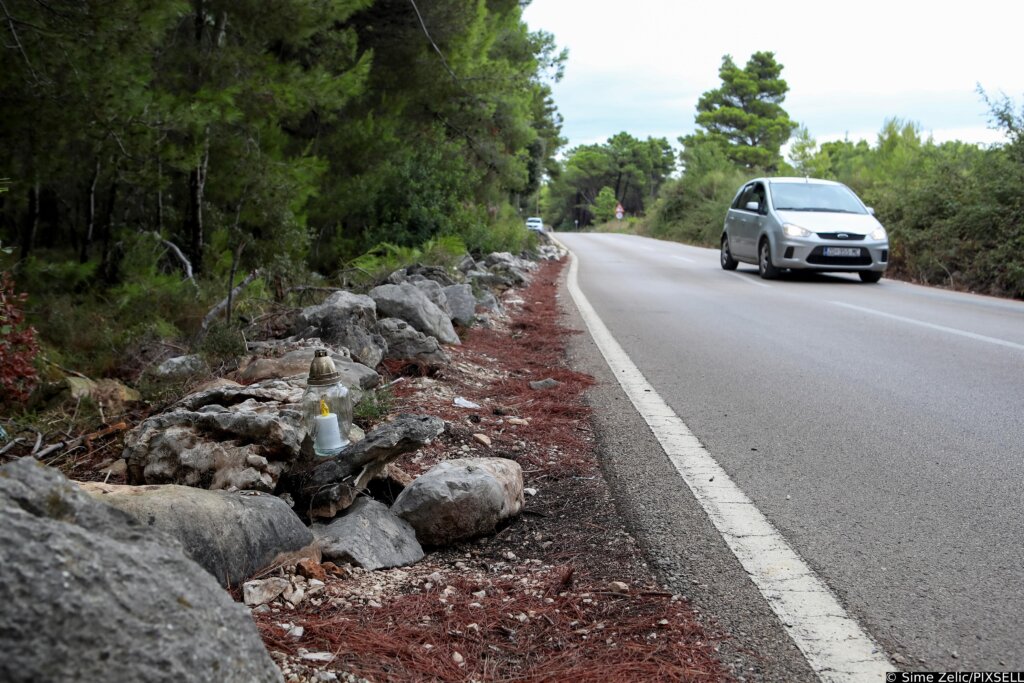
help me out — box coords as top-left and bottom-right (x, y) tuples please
(307, 349), (342, 387)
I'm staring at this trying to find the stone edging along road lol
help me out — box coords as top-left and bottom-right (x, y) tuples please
(552, 233), (893, 683)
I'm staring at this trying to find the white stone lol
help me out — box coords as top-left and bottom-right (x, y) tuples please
(243, 577), (291, 607)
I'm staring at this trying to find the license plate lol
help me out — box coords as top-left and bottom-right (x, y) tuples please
(824, 247), (861, 257)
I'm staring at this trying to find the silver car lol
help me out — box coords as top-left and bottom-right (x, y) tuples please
(720, 177), (889, 282)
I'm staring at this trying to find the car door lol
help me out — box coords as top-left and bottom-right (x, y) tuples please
(727, 183), (763, 259)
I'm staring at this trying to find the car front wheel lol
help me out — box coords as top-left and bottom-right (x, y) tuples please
(859, 271), (883, 283)
(720, 236), (738, 270)
(758, 240), (781, 280)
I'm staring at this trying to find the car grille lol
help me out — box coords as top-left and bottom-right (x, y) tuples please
(806, 246), (873, 266)
(816, 232), (865, 240)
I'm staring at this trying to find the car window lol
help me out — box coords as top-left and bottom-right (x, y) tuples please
(750, 183), (766, 212)
(736, 183), (765, 213)
(769, 183), (867, 214)
(731, 186), (751, 209)
(735, 184), (758, 210)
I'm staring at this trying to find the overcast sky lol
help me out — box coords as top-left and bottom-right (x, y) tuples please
(522, 0), (1024, 153)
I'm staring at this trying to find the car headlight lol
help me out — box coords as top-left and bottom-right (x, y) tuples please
(783, 223), (812, 238)
(870, 227), (887, 240)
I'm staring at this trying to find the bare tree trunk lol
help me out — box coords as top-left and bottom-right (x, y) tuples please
(156, 155), (164, 233)
(225, 238), (247, 325)
(100, 171), (119, 281)
(81, 159), (100, 263)
(195, 269), (260, 343)
(149, 231), (193, 281)
(186, 134), (209, 274)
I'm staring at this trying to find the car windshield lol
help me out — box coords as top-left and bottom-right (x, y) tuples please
(770, 183), (866, 214)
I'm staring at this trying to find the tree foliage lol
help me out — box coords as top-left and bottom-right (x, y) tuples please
(686, 51), (796, 171)
(0, 0), (565, 373)
(543, 132), (675, 228)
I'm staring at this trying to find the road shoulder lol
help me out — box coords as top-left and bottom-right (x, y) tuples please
(558, 256), (820, 683)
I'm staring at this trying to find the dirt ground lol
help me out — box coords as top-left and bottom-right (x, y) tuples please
(256, 258), (735, 682)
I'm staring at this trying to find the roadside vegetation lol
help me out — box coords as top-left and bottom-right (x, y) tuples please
(546, 51), (1024, 300)
(0, 0), (564, 404)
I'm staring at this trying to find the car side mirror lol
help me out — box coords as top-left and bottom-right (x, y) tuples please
(745, 201), (760, 212)
(866, 206), (875, 215)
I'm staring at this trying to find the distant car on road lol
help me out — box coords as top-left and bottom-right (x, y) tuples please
(720, 177), (889, 283)
(525, 217), (545, 233)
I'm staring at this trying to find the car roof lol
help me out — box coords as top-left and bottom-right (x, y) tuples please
(757, 177), (843, 186)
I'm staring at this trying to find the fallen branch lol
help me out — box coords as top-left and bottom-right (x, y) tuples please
(195, 269), (260, 343)
(0, 438), (24, 456)
(147, 231), (194, 281)
(32, 422), (128, 461)
(40, 355), (90, 380)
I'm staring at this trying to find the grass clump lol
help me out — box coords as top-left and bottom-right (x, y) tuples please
(353, 386), (394, 429)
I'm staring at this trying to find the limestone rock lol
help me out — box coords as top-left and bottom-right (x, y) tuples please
(80, 482), (315, 587)
(123, 380), (305, 489)
(406, 263), (457, 286)
(153, 354), (208, 380)
(407, 277), (447, 311)
(235, 347), (380, 391)
(294, 291), (386, 369)
(443, 284), (476, 326)
(0, 457), (281, 683)
(475, 290), (504, 315)
(456, 254), (477, 273)
(392, 457), (524, 546)
(243, 577), (291, 607)
(369, 283), (460, 345)
(313, 498), (423, 570)
(376, 318), (450, 366)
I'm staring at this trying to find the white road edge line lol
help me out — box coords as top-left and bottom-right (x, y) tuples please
(559, 241), (892, 682)
(728, 272), (772, 288)
(831, 301), (1024, 352)
(673, 255), (696, 263)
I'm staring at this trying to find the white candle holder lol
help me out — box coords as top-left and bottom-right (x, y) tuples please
(302, 349), (352, 457)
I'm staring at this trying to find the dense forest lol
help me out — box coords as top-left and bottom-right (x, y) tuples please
(0, 0), (564, 394)
(547, 52), (1024, 301)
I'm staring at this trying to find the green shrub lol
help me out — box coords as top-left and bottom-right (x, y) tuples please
(353, 386), (394, 427)
(195, 321), (246, 370)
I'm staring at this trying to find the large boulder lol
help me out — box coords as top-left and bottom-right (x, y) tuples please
(0, 458), (281, 683)
(376, 318), (450, 366)
(313, 497), (423, 570)
(443, 284), (476, 326)
(406, 263), (457, 286)
(79, 482), (315, 587)
(369, 282), (460, 346)
(294, 291), (387, 369)
(123, 380), (313, 492)
(483, 251), (537, 287)
(392, 457), (524, 546)
(408, 277), (450, 316)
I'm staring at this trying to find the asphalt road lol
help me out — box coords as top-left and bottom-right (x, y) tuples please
(556, 231), (1024, 674)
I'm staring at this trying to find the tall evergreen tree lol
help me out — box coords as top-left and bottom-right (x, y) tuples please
(688, 51), (796, 170)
